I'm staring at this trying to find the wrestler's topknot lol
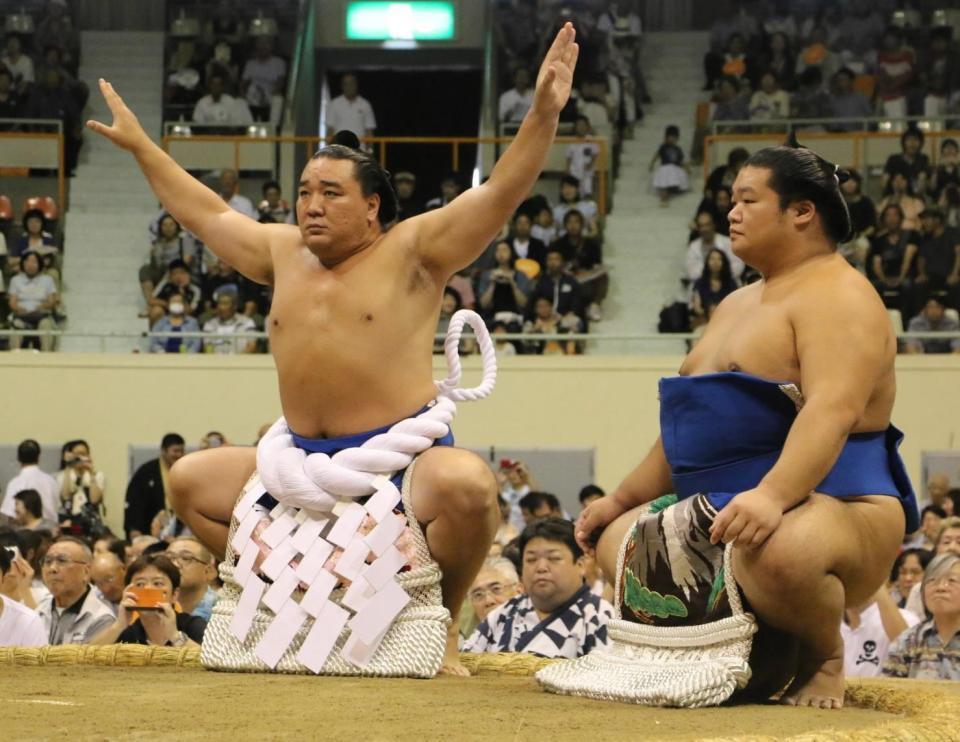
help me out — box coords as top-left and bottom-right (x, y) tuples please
(311, 132), (399, 227)
(745, 133), (853, 244)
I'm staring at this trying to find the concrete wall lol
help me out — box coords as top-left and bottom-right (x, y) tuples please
(2, 353), (958, 534)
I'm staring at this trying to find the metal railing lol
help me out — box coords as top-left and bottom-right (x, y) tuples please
(708, 114), (956, 136)
(2, 328), (957, 355)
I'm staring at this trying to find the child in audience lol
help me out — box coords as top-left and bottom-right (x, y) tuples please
(650, 125), (690, 206)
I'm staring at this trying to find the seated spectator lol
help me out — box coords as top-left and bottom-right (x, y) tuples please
(552, 210), (606, 321)
(149, 294), (201, 354)
(711, 75), (749, 125)
(498, 459), (537, 533)
(686, 211), (743, 283)
(529, 249), (585, 329)
(35, 0), (80, 73)
(463, 518), (612, 658)
(91, 554), (205, 647)
(553, 176), (598, 237)
(717, 33), (749, 85)
(0, 66), (23, 120)
(166, 537), (218, 621)
(877, 171), (925, 233)
(883, 553), (960, 680)
(192, 71), (253, 126)
(875, 27), (914, 120)
(148, 258), (201, 326)
(531, 205), (558, 246)
(393, 172), (423, 221)
(868, 204), (919, 312)
(518, 492), (563, 524)
(325, 72), (375, 141)
(56, 440), (106, 537)
(447, 269), (476, 311)
(140, 213), (194, 306)
(217, 168), (257, 220)
(843, 586), (920, 677)
(491, 322), (518, 357)
(524, 296), (578, 355)
(241, 36), (286, 124)
(37, 536), (116, 644)
(203, 293), (257, 354)
(203, 0), (246, 60)
(578, 485), (604, 511)
(904, 297), (960, 355)
(754, 32), (795, 91)
(839, 170), (876, 272)
(90, 551), (126, 610)
(916, 206), (960, 304)
(434, 287), (474, 355)
(696, 185), (733, 238)
(907, 505), (947, 551)
(13, 490), (58, 532)
(704, 12), (760, 91)
(749, 71), (790, 122)
(164, 36), (205, 107)
(25, 67), (82, 175)
(11, 208), (58, 279)
(1, 35), (34, 94)
(890, 548), (933, 608)
(8, 251), (59, 352)
(690, 248), (738, 329)
(828, 68), (872, 131)
(508, 210), (547, 266)
(1, 440), (60, 526)
(566, 115), (600, 197)
(931, 139), (960, 202)
(705, 147), (749, 200)
(466, 557), (522, 634)
(795, 25), (841, 84)
(883, 128), (930, 197)
(425, 174), (462, 211)
(238, 271), (273, 328)
(477, 241), (531, 321)
(0, 546), (46, 646)
(257, 180), (291, 224)
(905, 517), (960, 617)
(38, 45), (87, 111)
(499, 67), (534, 125)
(200, 258), (241, 316)
(790, 66), (831, 121)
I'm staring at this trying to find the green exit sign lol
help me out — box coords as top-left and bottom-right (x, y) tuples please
(345, 2), (456, 41)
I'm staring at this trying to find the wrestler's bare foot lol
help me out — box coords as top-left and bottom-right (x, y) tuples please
(781, 655), (845, 709)
(437, 623), (470, 677)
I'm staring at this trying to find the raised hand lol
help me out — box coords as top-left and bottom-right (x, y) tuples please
(86, 79), (151, 152)
(533, 22), (579, 118)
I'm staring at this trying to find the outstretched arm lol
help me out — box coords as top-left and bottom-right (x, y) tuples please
(413, 23), (579, 276)
(87, 79), (286, 283)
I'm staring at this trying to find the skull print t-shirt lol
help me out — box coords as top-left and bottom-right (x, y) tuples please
(841, 601), (921, 677)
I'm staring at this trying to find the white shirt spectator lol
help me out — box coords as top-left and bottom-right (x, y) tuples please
(842, 602), (921, 677)
(192, 93), (254, 125)
(1, 52), (34, 86)
(0, 464), (60, 523)
(0, 594), (46, 647)
(566, 141), (601, 196)
(227, 193), (257, 221)
(499, 87), (534, 123)
(203, 313), (256, 354)
(685, 234), (744, 281)
(7, 272), (57, 313)
(37, 587), (116, 645)
(242, 55), (287, 108)
(326, 94), (377, 138)
(553, 200), (598, 235)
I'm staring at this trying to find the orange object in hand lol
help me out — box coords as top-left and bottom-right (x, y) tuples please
(128, 586), (165, 610)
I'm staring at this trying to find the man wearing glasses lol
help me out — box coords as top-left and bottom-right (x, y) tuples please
(36, 537), (115, 644)
(166, 537), (218, 621)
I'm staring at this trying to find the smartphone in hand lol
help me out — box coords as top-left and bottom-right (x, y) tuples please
(128, 586), (165, 610)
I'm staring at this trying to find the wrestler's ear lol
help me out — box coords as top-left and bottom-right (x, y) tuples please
(366, 192), (381, 226)
(790, 199), (816, 230)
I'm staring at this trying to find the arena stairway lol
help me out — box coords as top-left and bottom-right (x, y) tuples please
(60, 31), (164, 353)
(598, 31), (709, 355)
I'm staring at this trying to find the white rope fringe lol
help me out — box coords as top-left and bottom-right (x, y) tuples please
(229, 309), (496, 673)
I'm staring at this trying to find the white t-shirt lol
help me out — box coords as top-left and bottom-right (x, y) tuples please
(566, 142), (601, 196)
(7, 273), (57, 313)
(227, 193), (257, 220)
(242, 56), (287, 107)
(326, 95), (376, 138)
(553, 200), (598, 235)
(0, 465), (60, 523)
(499, 87), (534, 123)
(203, 314), (257, 353)
(192, 94), (253, 126)
(685, 235), (744, 281)
(0, 594), (47, 647)
(1, 53), (34, 85)
(841, 602), (921, 677)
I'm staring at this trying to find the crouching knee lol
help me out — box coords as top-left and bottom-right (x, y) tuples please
(420, 450), (498, 520)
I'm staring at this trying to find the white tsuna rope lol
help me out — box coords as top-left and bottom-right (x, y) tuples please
(254, 309), (497, 512)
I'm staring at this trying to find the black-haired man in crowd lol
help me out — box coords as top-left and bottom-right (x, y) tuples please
(1, 440), (59, 526)
(123, 433), (186, 539)
(463, 517), (612, 657)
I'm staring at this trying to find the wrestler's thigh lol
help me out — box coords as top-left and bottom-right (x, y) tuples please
(409, 447), (497, 523)
(595, 505), (646, 585)
(169, 446), (257, 525)
(734, 493), (905, 608)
